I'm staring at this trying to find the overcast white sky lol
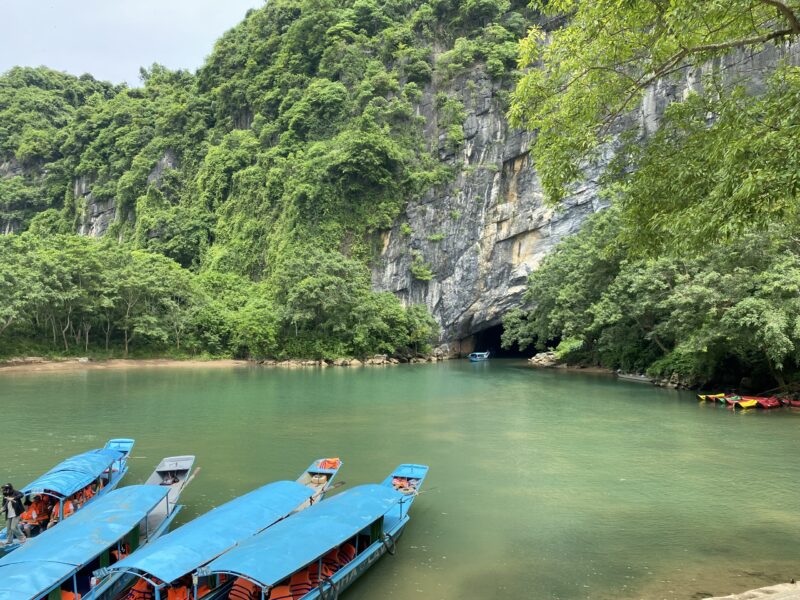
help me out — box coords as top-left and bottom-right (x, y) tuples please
(0, 0), (264, 86)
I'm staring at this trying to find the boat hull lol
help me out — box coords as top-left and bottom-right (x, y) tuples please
(301, 521), (408, 600)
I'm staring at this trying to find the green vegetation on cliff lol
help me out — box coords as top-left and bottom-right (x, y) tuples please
(0, 0), (528, 358)
(505, 1), (800, 388)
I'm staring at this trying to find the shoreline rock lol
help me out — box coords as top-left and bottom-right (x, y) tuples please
(528, 351), (558, 368)
(707, 581), (800, 599)
(256, 353), (447, 368)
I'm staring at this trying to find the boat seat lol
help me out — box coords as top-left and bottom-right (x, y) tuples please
(229, 577), (259, 600)
(268, 585), (293, 600)
(289, 570), (313, 597)
(338, 543), (356, 565)
(308, 561), (334, 585)
(167, 586), (190, 600)
(321, 549), (342, 573)
(125, 578), (154, 600)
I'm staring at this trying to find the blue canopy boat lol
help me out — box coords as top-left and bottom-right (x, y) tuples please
(94, 458), (342, 600)
(0, 439), (134, 553)
(468, 351), (490, 362)
(196, 463), (428, 600)
(0, 483), (181, 600)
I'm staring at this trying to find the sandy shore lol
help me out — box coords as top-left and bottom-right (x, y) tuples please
(709, 582), (800, 599)
(0, 357), (250, 374)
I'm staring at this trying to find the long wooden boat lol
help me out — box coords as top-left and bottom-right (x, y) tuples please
(0, 479), (183, 600)
(196, 463), (428, 600)
(94, 458), (342, 600)
(89, 455), (196, 598)
(0, 438), (135, 554)
(616, 373), (652, 384)
(468, 351), (490, 362)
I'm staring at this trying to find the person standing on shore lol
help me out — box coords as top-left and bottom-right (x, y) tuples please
(1, 483), (27, 546)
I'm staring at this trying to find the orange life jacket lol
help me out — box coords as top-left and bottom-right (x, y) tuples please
(166, 586), (189, 600)
(317, 458), (341, 470)
(61, 590), (81, 600)
(125, 578), (154, 600)
(83, 485), (95, 501)
(21, 500), (48, 524)
(267, 585), (292, 600)
(229, 578), (258, 600)
(51, 500), (75, 522)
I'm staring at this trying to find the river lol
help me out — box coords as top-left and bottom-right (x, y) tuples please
(1, 360), (797, 599)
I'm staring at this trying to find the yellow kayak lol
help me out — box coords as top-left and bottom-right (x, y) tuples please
(698, 393), (726, 402)
(733, 398), (758, 409)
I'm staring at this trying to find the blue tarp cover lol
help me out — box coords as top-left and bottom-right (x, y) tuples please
(109, 480), (314, 584)
(205, 484), (403, 587)
(0, 485), (168, 600)
(22, 448), (124, 498)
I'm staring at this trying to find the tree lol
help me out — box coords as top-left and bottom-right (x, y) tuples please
(510, 0), (800, 211)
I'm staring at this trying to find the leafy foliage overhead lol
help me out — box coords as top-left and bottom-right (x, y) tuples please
(510, 0), (800, 214)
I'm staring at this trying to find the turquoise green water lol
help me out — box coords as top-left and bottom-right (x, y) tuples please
(1, 360), (798, 599)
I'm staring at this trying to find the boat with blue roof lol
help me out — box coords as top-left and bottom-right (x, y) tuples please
(468, 351), (490, 362)
(195, 463), (428, 600)
(0, 475), (186, 600)
(94, 458), (342, 600)
(0, 439), (135, 554)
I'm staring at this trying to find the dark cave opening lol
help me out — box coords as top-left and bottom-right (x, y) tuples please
(470, 323), (529, 358)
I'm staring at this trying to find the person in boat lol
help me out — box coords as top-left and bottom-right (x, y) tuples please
(83, 482), (96, 502)
(48, 496), (75, 528)
(20, 494), (50, 536)
(1, 483), (27, 545)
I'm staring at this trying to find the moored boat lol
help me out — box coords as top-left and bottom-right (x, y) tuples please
(0, 438), (135, 553)
(750, 396), (782, 409)
(0, 483), (181, 600)
(196, 463), (428, 600)
(94, 458), (342, 600)
(616, 372), (652, 384)
(697, 393), (726, 402)
(468, 351), (490, 362)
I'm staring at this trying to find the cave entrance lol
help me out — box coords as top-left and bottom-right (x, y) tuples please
(469, 323), (528, 358)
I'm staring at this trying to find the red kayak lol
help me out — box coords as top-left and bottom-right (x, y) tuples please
(742, 396), (782, 409)
(780, 398), (800, 408)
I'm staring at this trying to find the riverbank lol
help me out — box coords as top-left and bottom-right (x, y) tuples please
(0, 357), (250, 373)
(0, 353), (449, 373)
(527, 351), (697, 388)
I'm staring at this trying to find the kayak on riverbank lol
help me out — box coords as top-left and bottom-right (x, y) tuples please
(698, 394), (784, 409)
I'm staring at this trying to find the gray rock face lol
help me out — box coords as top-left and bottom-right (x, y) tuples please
(77, 150), (179, 238)
(146, 149), (179, 186)
(372, 70), (605, 345)
(75, 176), (117, 238)
(372, 41), (799, 347)
(0, 158), (22, 179)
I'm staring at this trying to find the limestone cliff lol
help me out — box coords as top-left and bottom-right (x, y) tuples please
(372, 41), (799, 350)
